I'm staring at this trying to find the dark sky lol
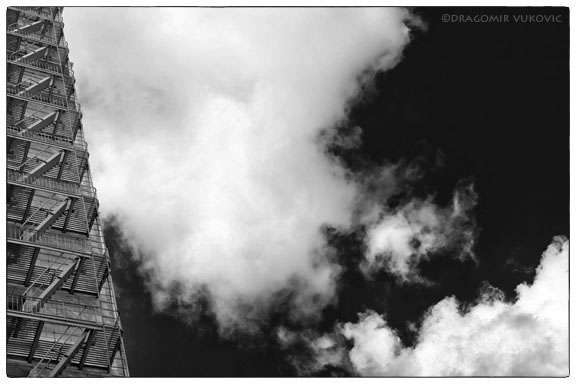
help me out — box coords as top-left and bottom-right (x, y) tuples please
(103, 7), (569, 377)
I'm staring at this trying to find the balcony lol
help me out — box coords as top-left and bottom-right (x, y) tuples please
(7, 123), (80, 151)
(8, 6), (64, 24)
(7, 83), (71, 110)
(7, 294), (103, 326)
(7, 24), (67, 49)
(7, 110), (87, 151)
(7, 169), (81, 197)
(7, 51), (64, 76)
(7, 223), (91, 255)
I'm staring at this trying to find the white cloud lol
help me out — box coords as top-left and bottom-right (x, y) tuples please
(64, 8), (419, 330)
(363, 182), (477, 281)
(275, 326), (350, 375)
(331, 236), (569, 376)
(62, 8), (568, 377)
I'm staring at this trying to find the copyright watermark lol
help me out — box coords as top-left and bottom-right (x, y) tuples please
(442, 14), (563, 23)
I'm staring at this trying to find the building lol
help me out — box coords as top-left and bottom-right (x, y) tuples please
(6, 6), (129, 377)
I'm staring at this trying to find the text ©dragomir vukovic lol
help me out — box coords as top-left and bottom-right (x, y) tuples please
(442, 13), (563, 23)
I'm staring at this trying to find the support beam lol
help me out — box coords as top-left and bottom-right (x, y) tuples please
(14, 20), (44, 34)
(67, 80), (76, 101)
(79, 161), (88, 182)
(72, 115), (82, 141)
(7, 242), (18, 265)
(39, 20), (48, 39)
(51, 111), (62, 140)
(47, 77), (55, 97)
(19, 150), (62, 183)
(24, 247), (41, 286)
(69, 257), (83, 294)
(10, 36), (23, 54)
(48, 330), (89, 378)
(23, 258), (79, 313)
(88, 201), (98, 231)
(17, 46), (48, 63)
(17, 65), (25, 84)
(98, 262), (110, 292)
(56, 27), (64, 46)
(7, 8), (19, 26)
(18, 76), (51, 97)
(78, 329), (96, 370)
(34, 198), (69, 234)
(18, 101), (28, 123)
(6, 137), (18, 160)
(28, 321), (45, 362)
(56, 149), (68, 180)
(109, 337), (122, 369)
(61, 197), (74, 233)
(22, 189), (36, 224)
(21, 111), (57, 135)
(9, 318), (23, 338)
(7, 184), (15, 207)
(21, 140), (31, 162)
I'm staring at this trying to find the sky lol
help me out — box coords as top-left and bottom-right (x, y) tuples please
(62, 6), (569, 377)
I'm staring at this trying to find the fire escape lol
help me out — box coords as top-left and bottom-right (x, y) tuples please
(6, 7), (129, 377)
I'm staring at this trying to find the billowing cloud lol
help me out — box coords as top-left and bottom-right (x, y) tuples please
(64, 8), (421, 330)
(299, 236), (568, 376)
(362, 181), (477, 281)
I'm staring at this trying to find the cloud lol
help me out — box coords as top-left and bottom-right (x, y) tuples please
(276, 326), (350, 375)
(303, 236), (568, 376)
(362, 181), (477, 281)
(64, 8), (421, 330)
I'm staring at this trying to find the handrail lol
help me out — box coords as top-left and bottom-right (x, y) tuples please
(7, 168), (81, 196)
(9, 6), (64, 23)
(7, 24), (67, 48)
(7, 223), (91, 254)
(7, 86), (72, 110)
(7, 51), (64, 75)
(7, 124), (85, 151)
(7, 294), (102, 324)
(7, 112), (87, 152)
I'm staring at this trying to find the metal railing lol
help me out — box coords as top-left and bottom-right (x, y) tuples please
(7, 85), (71, 110)
(7, 112), (87, 152)
(7, 51), (64, 75)
(81, 185), (98, 200)
(7, 294), (102, 324)
(7, 23), (67, 48)
(7, 223), (91, 254)
(7, 168), (81, 196)
(7, 124), (80, 150)
(9, 6), (64, 23)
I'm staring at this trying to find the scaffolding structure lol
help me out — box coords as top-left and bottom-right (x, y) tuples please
(6, 6), (129, 377)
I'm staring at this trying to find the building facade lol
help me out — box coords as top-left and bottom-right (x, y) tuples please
(6, 6), (129, 377)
